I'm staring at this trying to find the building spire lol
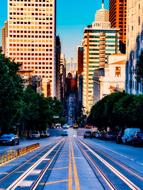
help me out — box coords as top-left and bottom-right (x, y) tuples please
(102, 0), (104, 9)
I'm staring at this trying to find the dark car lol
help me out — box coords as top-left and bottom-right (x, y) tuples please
(0, 134), (19, 146)
(131, 132), (143, 146)
(84, 131), (92, 138)
(116, 130), (124, 144)
(105, 131), (117, 141)
(61, 130), (68, 136)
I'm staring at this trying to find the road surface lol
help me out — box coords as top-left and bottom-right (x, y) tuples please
(0, 129), (143, 190)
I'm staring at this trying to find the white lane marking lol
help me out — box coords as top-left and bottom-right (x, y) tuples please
(79, 140), (141, 190)
(31, 170), (41, 175)
(18, 180), (33, 187)
(7, 139), (64, 190)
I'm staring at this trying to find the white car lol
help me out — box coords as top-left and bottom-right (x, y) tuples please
(122, 128), (141, 144)
(31, 131), (40, 139)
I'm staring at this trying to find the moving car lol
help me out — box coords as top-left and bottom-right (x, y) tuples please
(122, 128), (141, 144)
(84, 131), (92, 138)
(30, 131), (40, 139)
(0, 134), (19, 145)
(61, 130), (68, 136)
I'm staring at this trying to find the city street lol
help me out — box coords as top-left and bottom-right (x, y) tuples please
(0, 129), (143, 189)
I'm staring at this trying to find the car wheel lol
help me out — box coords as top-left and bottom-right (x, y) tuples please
(12, 141), (16, 146)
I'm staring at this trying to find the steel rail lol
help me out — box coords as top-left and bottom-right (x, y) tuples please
(76, 140), (117, 190)
(0, 139), (62, 185)
(30, 140), (65, 190)
(83, 139), (143, 182)
(77, 139), (141, 190)
(6, 139), (64, 190)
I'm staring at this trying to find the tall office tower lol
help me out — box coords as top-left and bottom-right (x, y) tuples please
(109, 0), (127, 53)
(7, 0), (56, 97)
(83, 1), (119, 112)
(56, 36), (61, 99)
(77, 46), (83, 75)
(60, 54), (66, 102)
(126, 0), (143, 95)
(2, 21), (8, 55)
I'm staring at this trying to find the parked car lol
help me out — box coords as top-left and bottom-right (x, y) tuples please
(30, 131), (40, 139)
(105, 131), (117, 141)
(131, 132), (143, 146)
(40, 131), (50, 138)
(85, 125), (93, 129)
(122, 128), (141, 144)
(116, 130), (124, 144)
(0, 134), (19, 145)
(91, 131), (97, 138)
(61, 130), (68, 136)
(84, 131), (92, 138)
(94, 131), (102, 138)
(62, 124), (70, 129)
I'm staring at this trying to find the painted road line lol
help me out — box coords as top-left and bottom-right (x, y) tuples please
(86, 141), (143, 182)
(44, 179), (68, 185)
(48, 166), (68, 171)
(68, 141), (72, 190)
(6, 139), (64, 190)
(71, 142), (80, 190)
(79, 140), (141, 190)
(77, 142), (115, 190)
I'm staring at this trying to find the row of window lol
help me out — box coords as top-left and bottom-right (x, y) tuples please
(10, 35), (53, 38)
(9, 44), (52, 47)
(9, 30), (53, 34)
(10, 3), (53, 7)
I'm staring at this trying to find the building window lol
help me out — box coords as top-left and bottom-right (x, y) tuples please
(115, 67), (121, 77)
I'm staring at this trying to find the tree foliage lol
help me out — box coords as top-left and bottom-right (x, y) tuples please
(0, 53), (64, 135)
(0, 53), (23, 132)
(87, 92), (143, 130)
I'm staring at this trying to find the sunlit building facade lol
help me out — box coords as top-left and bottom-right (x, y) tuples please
(6, 0), (56, 97)
(109, 0), (127, 53)
(83, 3), (119, 112)
(126, 0), (143, 94)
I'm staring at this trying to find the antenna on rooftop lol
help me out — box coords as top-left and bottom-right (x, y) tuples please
(102, 0), (104, 9)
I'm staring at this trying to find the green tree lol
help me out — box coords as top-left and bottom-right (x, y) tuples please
(0, 53), (23, 132)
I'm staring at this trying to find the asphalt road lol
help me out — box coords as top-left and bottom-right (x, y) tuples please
(0, 128), (143, 190)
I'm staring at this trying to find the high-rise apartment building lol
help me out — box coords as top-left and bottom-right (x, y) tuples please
(126, 0), (143, 95)
(109, 0), (127, 53)
(83, 2), (119, 112)
(6, 0), (56, 97)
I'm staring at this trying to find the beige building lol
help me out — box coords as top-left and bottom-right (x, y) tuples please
(126, 0), (143, 95)
(82, 2), (119, 112)
(2, 21), (8, 55)
(4, 0), (56, 97)
(99, 54), (126, 99)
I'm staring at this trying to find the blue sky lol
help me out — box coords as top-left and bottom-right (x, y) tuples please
(0, 0), (109, 62)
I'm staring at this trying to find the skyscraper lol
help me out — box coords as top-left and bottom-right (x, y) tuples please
(126, 0), (143, 95)
(83, 1), (119, 112)
(77, 46), (83, 75)
(6, 0), (56, 97)
(109, 0), (127, 53)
